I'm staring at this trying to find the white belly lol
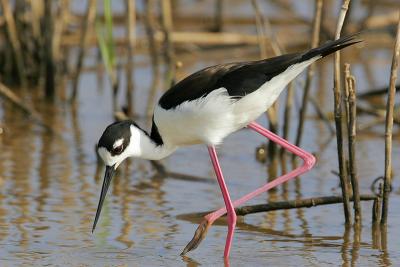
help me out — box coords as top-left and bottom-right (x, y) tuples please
(154, 88), (238, 146)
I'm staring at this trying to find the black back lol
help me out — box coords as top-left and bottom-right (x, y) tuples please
(158, 34), (361, 110)
(150, 116), (164, 145)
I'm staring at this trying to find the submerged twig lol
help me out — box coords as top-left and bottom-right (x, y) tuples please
(333, 0), (352, 224)
(381, 13), (400, 226)
(186, 194), (377, 218)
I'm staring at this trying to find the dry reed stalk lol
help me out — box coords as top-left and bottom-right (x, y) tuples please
(160, 0), (176, 88)
(43, 0), (55, 99)
(28, 0), (44, 87)
(0, 0), (26, 86)
(145, 0), (161, 118)
(344, 70), (351, 126)
(251, 1), (299, 171)
(251, 0), (280, 179)
(70, 0), (97, 102)
(294, 0), (323, 150)
(212, 0), (223, 32)
(281, 80), (294, 170)
(251, 0), (267, 57)
(53, 0), (70, 65)
(29, 0), (43, 40)
(381, 13), (400, 226)
(125, 0), (136, 117)
(282, 84), (293, 142)
(333, 0), (352, 224)
(345, 64), (361, 224)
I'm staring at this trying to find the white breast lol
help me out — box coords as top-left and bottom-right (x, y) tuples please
(154, 88), (237, 146)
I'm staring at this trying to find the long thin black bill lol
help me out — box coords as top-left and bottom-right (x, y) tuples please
(92, 165), (115, 233)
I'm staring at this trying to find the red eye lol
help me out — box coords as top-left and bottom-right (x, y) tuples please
(113, 145), (124, 154)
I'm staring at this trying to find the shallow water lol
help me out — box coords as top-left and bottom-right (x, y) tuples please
(1, 53), (399, 266)
(1, 2), (400, 266)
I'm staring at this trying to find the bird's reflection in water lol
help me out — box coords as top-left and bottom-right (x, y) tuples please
(181, 255), (200, 267)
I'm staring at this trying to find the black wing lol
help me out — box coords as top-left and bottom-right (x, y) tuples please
(158, 34), (361, 110)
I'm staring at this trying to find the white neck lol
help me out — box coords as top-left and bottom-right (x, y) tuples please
(127, 125), (177, 160)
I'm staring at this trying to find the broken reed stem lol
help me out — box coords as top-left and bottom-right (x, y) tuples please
(125, 0), (136, 117)
(145, 0), (161, 118)
(0, 0), (26, 86)
(160, 0), (176, 88)
(188, 194), (377, 218)
(294, 0), (323, 150)
(345, 64), (361, 224)
(71, 0), (97, 102)
(333, 0), (352, 225)
(373, 183), (383, 224)
(0, 82), (58, 134)
(381, 13), (400, 226)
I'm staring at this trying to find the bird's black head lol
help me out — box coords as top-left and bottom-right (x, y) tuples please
(98, 120), (133, 159)
(93, 120), (136, 233)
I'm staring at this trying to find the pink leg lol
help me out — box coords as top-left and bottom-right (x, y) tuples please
(207, 146), (237, 259)
(181, 121), (316, 256)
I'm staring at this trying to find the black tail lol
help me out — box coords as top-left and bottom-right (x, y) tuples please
(301, 32), (362, 61)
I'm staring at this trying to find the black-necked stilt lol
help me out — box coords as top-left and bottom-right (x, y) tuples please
(92, 34), (360, 259)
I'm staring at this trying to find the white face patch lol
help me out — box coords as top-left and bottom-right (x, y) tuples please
(98, 147), (122, 168)
(113, 138), (124, 149)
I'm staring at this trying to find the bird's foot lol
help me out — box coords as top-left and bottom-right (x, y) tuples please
(181, 219), (210, 256)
